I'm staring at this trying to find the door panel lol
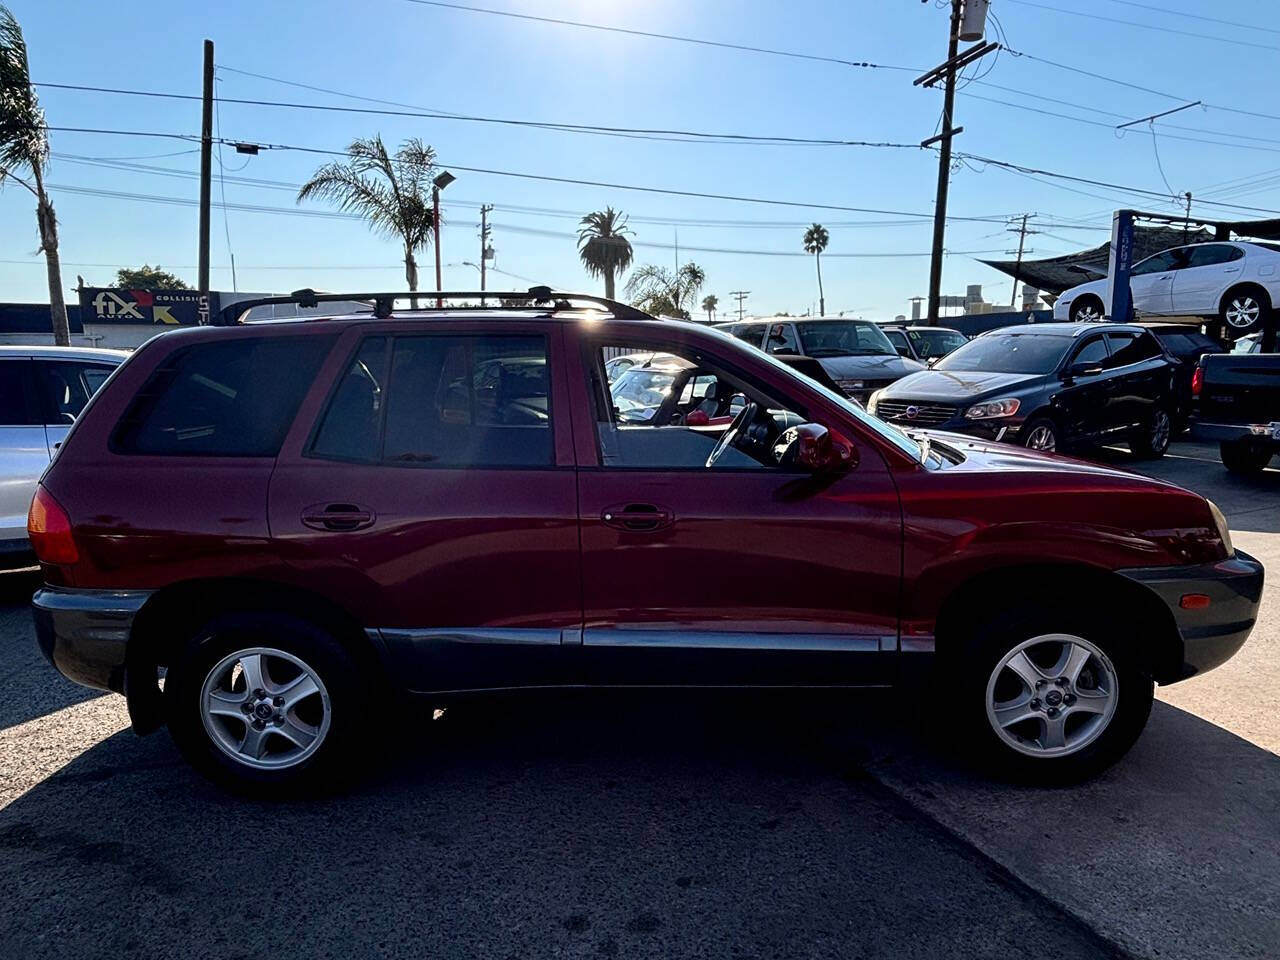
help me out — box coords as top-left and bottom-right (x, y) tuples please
(1172, 245), (1244, 315)
(1054, 336), (1112, 442)
(268, 326), (583, 693)
(1130, 273), (1174, 314)
(0, 359), (46, 543)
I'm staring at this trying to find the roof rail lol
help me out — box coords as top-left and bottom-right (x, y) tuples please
(213, 286), (658, 326)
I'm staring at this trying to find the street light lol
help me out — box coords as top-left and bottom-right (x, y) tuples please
(432, 170), (455, 306)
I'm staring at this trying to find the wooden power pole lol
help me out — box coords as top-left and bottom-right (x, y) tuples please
(197, 39), (213, 323)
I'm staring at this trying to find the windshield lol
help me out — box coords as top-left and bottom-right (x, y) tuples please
(796, 320), (896, 358)
(934, 332), (1073, 374)
(908, 329), (967, 358)
(610, 367), (677, 420)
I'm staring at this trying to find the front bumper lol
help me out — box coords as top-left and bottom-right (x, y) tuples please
(878, 413), (1024, 443)
(1118, 549), (1264, 682)
(32, 587), (152, 693)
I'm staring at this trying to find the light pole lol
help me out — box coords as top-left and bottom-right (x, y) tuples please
(432, 170), (455, 307)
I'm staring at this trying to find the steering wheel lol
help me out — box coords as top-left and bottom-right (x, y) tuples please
(704, 401), (759, 469)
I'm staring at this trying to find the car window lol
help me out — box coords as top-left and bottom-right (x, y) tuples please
(1153, 332), (1191, 355)
(1185, 244), (1244, 268)
(907, 328), (967, 358)
(883, 330), (910, 354)
(0, 359), (41, 426)
(1104, 331), (1162, 368)
(114, 336), (335, 456)
(1072, 337), (1109, 366)
(935, 333), (1073, 374)
(1131, 250), (1184, 276)
(592, 341), (800, 470)
(795, 320), (897, 358)
(727, 325), (764, 347)
(312, 334), (552, 467)
(33, 361), (116, 424)
(764, 323), (800, 355)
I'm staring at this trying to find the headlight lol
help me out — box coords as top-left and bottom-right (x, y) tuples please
(866, 389), (883, 414)
(1206, 499), (1234, 556)
(964, 397), (1021, 420)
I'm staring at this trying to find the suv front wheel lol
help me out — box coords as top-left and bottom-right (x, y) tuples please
(961, 605), (1153, 782)
(165, 612), (369, 793)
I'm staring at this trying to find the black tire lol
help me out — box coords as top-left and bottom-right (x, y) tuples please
(1069, 294), (1105, 323)
(1128, 406), (1171, 459)
(1218, 285), (1270, 335)
(958, 603), (1154, 783)
(1020, 415), (1060, 453)
(164, 611), (373, 794)
(1220, 439), (1275, 474)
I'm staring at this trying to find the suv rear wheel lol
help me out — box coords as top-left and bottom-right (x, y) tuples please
(961, 604), (1153, 782)
(165, 612), (369, 793)
(1128, 406), (1171, 459)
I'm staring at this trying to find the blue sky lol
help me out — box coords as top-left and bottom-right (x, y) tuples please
(4, 0), (1280, 318)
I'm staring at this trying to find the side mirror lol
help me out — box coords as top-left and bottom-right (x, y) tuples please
(926, 356), (939, 368)
(772, 423), (857, 472)
(895, 345), (911, 357)
(685, 409), (710, 426)
(1065, 361), (1103, 380)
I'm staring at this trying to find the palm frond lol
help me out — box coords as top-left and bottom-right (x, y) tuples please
(0, 4), (47, 175)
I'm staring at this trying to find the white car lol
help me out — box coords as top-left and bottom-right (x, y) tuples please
(1053, 240), (1280, 332)
(1, 345), (127, 566)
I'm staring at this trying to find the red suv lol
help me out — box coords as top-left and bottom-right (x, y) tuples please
(30, 290), (1263, 791)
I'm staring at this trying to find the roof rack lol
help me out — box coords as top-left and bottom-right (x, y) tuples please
(213, 286), (658, 326)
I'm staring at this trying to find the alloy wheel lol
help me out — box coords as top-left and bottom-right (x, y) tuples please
(1224, 295), (1261, 329)
(1073, 303), (1102, 322)
(200, 647), (332, 770)
(985, 634), (1118, 758)
(1025, 425), (1057, 451)
(1151, 409), (1170, 452)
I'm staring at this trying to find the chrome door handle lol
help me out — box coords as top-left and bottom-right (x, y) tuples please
(601, 502), (674, 532)
(301, 502), (376, 532)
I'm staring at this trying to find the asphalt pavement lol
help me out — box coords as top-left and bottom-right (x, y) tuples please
(0, 441), (1275, 960)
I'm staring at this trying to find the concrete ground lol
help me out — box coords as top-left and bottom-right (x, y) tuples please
(0, 441), (1274, 959)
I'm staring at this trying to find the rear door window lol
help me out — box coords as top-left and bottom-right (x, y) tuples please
(310, 334), (552, 467)
(33, 361), (117, 424)
(1105, 331), (1162, 368)
(0, 359), (41, 426)
(113, 336), (335, 456)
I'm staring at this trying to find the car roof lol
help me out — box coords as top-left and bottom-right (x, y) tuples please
(880, 324), (963, 333)
(0, 344), (130, 361)
(979, 322), (1144, 338)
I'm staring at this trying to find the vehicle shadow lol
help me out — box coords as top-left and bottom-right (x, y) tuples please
(870, 699), (1280, 960)
(0, 568), (108, 732)
(0, 690), (1123, 960)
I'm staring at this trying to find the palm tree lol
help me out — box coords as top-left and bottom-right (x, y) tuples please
(577, 207), (634, 300)
(803, 223), (829, 317)
(0, 6), (70, 345)
(624, 262), (706, 319)
(298, 135), (437, 294)
(701, 294), (718, 322)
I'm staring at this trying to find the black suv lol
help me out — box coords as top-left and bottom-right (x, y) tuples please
(867, 323), (1178, 456)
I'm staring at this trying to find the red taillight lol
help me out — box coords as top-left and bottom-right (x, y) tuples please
(1191, 365), (1204, 397)
(28, 486), (79, 564)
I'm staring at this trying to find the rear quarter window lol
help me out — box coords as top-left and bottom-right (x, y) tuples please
(112, 335), (335, 456)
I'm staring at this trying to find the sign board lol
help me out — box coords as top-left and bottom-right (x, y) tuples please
(79, 288), (220, 326)
(1104, 210), (1135, 322)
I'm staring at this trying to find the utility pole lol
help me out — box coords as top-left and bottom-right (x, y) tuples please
(925, 1), (961, 327)
(197, 39), (213, 324)
(730, 290), (750, 321)
(479, 204), (493, 292)
(1007, 213), (1038, 308)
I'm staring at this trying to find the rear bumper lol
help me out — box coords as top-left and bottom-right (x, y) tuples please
(32, 587), (152, 693)
(1117, 550), (1264, 682)
(1190, 419), (1280, 445)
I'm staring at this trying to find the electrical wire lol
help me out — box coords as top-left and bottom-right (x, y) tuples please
(1003, 0), (1280, 53)
(398, 0), (914, 71)
(1095, 0), (1280, 35)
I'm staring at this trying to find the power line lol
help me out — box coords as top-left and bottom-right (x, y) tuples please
(1095, 0), (1280, 36)
(1003, 0), (1280, 52)
(35, 80), (920, 149)
(399, 0), (914, 71)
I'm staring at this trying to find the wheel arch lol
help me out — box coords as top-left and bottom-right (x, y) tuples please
(1218, 282), (1271, 319)
(933, 562), (1184, 684)
(124, 577), (391, 734)
(1069, 292), (1105, 320)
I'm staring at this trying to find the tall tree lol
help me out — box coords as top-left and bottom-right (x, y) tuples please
(701, 294), (718, 322)
(577, 207), (634, 300)
(624, 262), (706, 319)
(802, 223), (830, 317)
(298, 135), (437, 294)
(0, 6), (69, 345)
(115, 265), (190, 290)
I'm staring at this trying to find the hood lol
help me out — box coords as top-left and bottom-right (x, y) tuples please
(879, 368), (1044, 402)
(816, 354), (926, 379)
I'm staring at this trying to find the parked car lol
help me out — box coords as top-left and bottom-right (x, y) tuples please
(604, 352), (647, 383)
(1, 345), (126, 568)
(30, 292), (1261, 792)
(867, 323), (1178, 457)
(880, 324), (968, 364)
(1053, 241), (1280, 333)
(1190, 350), (1280, 473)
(1142, 323), (1228, 428)
(1229, 333), (1262, 355)
(608, 352), (748, 426)
(716, 317), (924, 403)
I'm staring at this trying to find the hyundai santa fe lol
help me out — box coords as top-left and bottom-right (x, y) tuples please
(30, 289), (1263, 792)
